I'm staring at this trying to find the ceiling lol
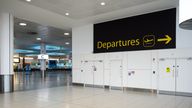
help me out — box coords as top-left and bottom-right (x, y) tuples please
(0, 0), (178, 29)
(1, 0), (178, 56)
(14, 18), (72, 56)
(20, 0), (160, 19)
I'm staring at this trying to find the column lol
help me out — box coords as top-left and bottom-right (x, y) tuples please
(0, 13), (14, 93)
(40, 43), (46, 77)
(179, 0), (192, 29)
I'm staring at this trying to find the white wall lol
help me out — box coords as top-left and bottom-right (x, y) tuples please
(0, 13), (14, 75)
(176, 8), (192, 48)
(72, 24), (93, 83)
(177, 28), (192, 48)
(72, 7), (192, 91)
(72, 24), (93, 55)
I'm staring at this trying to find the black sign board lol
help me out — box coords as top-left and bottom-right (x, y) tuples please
(94, 8), (176, 53)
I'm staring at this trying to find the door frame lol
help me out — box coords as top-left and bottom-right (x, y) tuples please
(109, 59), (123, 90)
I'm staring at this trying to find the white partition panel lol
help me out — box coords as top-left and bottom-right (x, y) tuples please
(94, 61), (104, 86)
(127, 51), (153, 89)
(151, 51), (158, 89)
(176, 59), (192, 93)
(83, 61), (94, 85)
(72, 55), (83, 83)
(110, 60), (123, 87)
(159, 59), (176, 92)
(83, 60), (104, 86)
(127, 70), (152, 89)
(158, 49), (192, 95)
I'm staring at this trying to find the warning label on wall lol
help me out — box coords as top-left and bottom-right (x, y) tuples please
(166, 67), (171, 73)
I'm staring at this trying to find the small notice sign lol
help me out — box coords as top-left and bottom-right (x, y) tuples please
(166, 67), (171, 73)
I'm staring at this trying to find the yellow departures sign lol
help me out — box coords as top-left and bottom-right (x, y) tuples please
(96, 34), (173, 51)
(157, 35), (172, 44)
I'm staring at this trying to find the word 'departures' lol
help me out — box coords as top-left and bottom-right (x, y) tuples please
(97, 39), (140, 50)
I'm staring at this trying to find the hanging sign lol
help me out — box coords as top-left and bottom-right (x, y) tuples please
(38, 54), (49, 59)
(94, 8), (176, 53)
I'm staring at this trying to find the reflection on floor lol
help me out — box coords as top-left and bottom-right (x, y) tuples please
(14, 70), (72, 91)
(1, 86), (192, 108)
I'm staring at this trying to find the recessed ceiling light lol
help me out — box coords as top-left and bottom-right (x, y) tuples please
(36, 38), (41, 41)
(19, 23), (27, 26)
(101, 2), (106, 6)
(26, 0), (31, 2)
(64, 33), (70, 35)
(65, 13), (69, 16)
(65, 42), (70, 45)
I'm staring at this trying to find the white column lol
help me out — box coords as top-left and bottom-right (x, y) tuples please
(40, 43), (46, 77)
(0, 13), (14, 92)
(179, 0), (192, 29)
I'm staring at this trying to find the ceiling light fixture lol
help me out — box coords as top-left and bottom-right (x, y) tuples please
(19, 23), (27, 26)
(65, 13), (69, 16)
(26, 0), (31, 2)
(64, 33), (70, 35)
(65, 42), (70, 45)
(101, 2), (106, 6)
(36, 38), (41, 41)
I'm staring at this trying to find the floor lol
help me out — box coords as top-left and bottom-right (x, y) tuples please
(14, 70), (72, 91)
(1, 70), (191, 108)
(0, 86), (192, 108)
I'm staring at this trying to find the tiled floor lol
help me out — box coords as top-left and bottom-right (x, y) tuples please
(1, 86), (192, 108)
(14, 70), (72, 91)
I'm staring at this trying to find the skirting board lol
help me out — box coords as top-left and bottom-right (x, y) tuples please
(159, 90), (192, 97)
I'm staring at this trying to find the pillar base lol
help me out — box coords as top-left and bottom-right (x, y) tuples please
(0, 75), (14, 93)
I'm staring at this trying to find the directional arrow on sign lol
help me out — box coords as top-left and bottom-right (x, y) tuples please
(157, 35), (172, 44)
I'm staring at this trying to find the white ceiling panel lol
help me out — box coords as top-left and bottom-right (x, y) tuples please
(19, 0), (161, 19)
(0, 0), (177, 55)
